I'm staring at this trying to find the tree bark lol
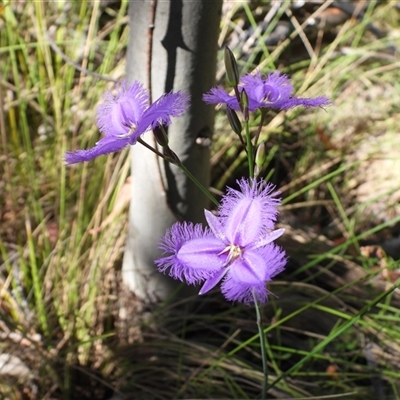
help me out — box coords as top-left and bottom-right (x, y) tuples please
(122, 0), (222, 302)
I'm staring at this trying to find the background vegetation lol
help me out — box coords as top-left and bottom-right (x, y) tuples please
(0, 1), (399, 399)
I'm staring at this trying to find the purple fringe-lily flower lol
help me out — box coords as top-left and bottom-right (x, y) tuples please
(156, 178), (287, 305)
(203, 71), (330, 112)
(65, 81), (189, 164)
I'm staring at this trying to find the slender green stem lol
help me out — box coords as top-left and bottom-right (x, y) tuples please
(137, 137), (166, 159)
(253, 290), (268, 399)
(138, 137), (219, 207)
(254, 110), (267, 149)
(178, 162), (219, 207)
(244, 119), (254, 178)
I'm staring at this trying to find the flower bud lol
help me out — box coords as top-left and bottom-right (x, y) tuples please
(254, 141), (266, 177)
(153, 125), (169, 147)
(164, 147), (181, 165)
(224, 46), (239, 87)
(240, 89), (249, 121)
(226, 108), (242, 136)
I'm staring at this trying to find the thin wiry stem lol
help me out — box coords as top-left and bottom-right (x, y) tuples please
(137, 137), (165, 159)
(254, 110), (267, 149)
(137, 137), (219, 207)
(178, 162), (219, 207)
(253, 290), (268, 399)
(245, 119), (254, 178)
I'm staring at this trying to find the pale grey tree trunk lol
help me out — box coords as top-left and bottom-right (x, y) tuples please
(122, 1), (222, 302)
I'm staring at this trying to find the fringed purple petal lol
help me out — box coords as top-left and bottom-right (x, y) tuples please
(238, 71), (331, 112)
(241, 71), (294, 107)
(96, 81), (149, 137)
(223, 196), (263, 247)
(137, 91), (190, 134)
(274, 95), (331, 110)
(155, 222), (223, 285)
(219, 178), (281, 235)
(230, 249), (268, 284)
(203, 87), (240, 110)
(199, 268), (229, 295)
(204, 210), (227, 243)
(65, 136), (130, 164)
(249, 228), (285, 250)
(222, 279), (268, 305)
(178, 237), (225, 272)
(221, 244), (286, 304)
